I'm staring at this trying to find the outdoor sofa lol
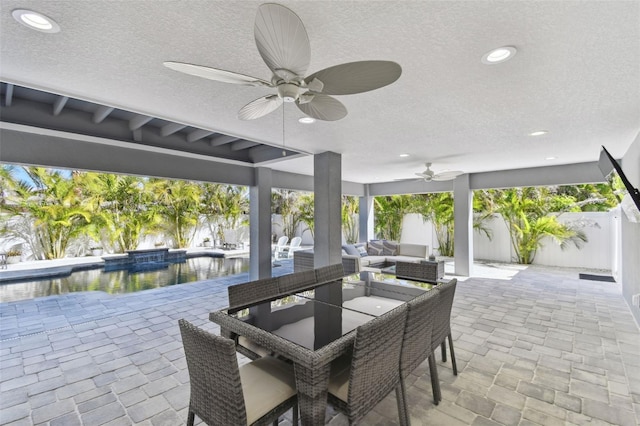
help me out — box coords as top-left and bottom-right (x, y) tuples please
(294, 240), (430, 274)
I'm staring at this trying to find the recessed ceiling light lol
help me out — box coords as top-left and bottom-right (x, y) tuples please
(545, 156), (557, 160)
(529, 130), (548, 136)
(481, 46), (517, 64)
(12, 9), (60, 33)
(298, 117), (315, 124)
(399, 153), (410, 158)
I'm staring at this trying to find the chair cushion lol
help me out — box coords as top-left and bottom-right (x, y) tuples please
(240, 356), (297, 424)
(238, 336), (271, 358)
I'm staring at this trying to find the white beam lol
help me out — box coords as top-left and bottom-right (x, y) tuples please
(160, 122), (187, 137)
(231, 140), (260, 151)
(93, 106), (114, 124)
(129, 115), (153, 131)
(210, 134), (239, 146)
(186, 129), (213, 143)
(4, 84), (14, 107)
(53, 96), (69, 116)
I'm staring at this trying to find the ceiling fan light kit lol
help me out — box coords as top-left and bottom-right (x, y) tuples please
(163, 3), (402, 121)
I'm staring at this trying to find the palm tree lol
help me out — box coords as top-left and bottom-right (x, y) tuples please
(373, 195), (415, 241)
(272, 189), (302, 238)
(491, 187), (587, 264)
(218, 185), (249, 244)
(81, 173), (158, 252)
(1, 167), (92, 259)
(298, 193), (315, 238)
(341, 195), (359, 244)
(150, 178), (201, 248)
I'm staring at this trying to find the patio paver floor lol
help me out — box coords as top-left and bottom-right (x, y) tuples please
(1, 261), (639, 425)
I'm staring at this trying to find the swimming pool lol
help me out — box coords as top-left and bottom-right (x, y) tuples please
(0, 256), (250, 303)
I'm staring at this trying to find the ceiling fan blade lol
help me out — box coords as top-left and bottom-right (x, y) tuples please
(163, 62), (272, 87)
(296, 94), (347, 121)
(305, 61), (402, 95)
(433, 171), (464, 181)
(255, 4), (310, 78)
(238, 95), (283, 120)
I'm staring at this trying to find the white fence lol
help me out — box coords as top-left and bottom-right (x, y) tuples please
(401, 211), (614, 270)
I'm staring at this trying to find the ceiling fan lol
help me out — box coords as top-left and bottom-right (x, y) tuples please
(163, 3), (402, 121)
(415, 163), (464, 182)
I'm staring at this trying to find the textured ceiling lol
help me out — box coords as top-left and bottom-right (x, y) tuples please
(1, 1), (639, 184)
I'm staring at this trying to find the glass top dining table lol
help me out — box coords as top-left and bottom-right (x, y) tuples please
(209, 271), (440, 425)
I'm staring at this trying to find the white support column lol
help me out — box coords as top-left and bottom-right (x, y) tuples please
(250, 167), (272, 280)
(314, 152), (342, 268)
(454, 174), (473, 276)
(358, 185), (374, 242)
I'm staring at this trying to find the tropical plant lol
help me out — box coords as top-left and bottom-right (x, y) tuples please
(490, 187), (588, 264)
(149, 178), (202, 248)
(272, 189), (302, 238)
(190, 183), (251, 248)
(80, 173), (158, 253)
(342, 195), (359, 244)
(373, 195), (415, 241)
(297, 192), (315, 238)
(0, 167), (92, 259)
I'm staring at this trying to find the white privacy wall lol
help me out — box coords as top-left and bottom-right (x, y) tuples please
(401, 211), (614, 270)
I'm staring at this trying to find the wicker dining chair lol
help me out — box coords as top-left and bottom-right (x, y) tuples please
(314, 263), (345, 284)
(429, 278), (458, 404)
(179, 319), (298, 426)
(228, 277), (280, 313)
(276, 270), (317, 295)
(327, 304), (408, 425)
(227, 277), (280, 359)
(396, 290), (440, 425)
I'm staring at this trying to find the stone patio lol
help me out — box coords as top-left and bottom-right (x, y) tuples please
(1, 261), (639, 425)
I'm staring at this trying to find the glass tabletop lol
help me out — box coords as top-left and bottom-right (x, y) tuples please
(228, 294), (375, 350)
(294, 271), (436, 317)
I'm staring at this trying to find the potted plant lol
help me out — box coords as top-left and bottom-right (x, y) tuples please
(203, 237), (212, 247)
(90, 246), (103, 256)
(6, 249), (22, 264)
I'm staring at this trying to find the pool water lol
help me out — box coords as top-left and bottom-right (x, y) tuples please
(0, 256), (250, 303)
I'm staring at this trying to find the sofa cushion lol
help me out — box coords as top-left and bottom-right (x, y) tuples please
(360, 255), (387, 267)
(342, 244), (360, 256)
(382, 240), (398, 256)
(392, 255), (425, 263)
(398, 243), (428, 258)
(367, 240), (384, 256)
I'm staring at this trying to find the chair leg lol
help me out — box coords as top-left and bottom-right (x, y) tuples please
(428, 353), (441, 405)
(187, 410), (195, 426)
(396, 379), (411, 426)
(448, 333), (458, 376)
(441, 341), (447, 363)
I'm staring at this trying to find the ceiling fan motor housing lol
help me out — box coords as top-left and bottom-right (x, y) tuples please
(278, 83), (300, 102)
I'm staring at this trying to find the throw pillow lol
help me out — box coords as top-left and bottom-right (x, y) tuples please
(342, 244), (360, 256)
(382, 240), (398, 256)
(356, 246), (368, 257)
(367, 240), (384, 256)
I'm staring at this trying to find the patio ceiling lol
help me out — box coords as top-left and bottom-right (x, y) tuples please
(0, 1), (639, 184)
